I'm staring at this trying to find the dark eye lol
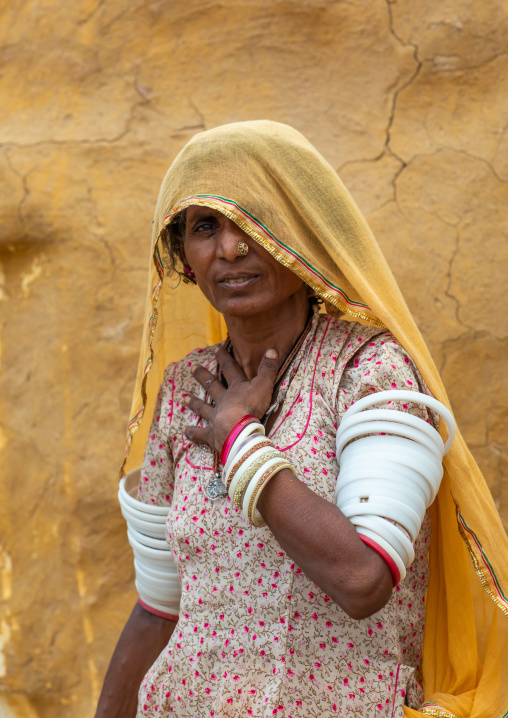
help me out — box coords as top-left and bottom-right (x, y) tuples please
(191, 216), (219, 235)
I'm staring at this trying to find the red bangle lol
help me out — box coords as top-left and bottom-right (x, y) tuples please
(138, 597), (179, 621)
(220, 414), (259, 465)
(358, 535), (401, 587)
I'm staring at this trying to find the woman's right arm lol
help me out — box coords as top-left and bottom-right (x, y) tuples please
(95, 602), (176, 718)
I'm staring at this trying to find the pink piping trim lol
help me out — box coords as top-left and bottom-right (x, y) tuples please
(166, 363), (177, 424)
(391, 663), (401, 718)
(272, 318), (331, 452)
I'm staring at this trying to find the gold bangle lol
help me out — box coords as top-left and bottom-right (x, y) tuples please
(225, 439), (273, 491)
(249, 462), (297, 527)
(232, 449), (284, 509)
(247, 460), (289, 526)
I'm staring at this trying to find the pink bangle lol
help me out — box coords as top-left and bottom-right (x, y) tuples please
(138, 597), (179, 622)
(358, 535), (401, 587)
(220, 414), (258, 465)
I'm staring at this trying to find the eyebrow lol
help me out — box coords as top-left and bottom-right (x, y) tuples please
(190, 213), (220, 229)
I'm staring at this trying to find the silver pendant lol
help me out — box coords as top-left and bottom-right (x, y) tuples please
(205, 472), (228, 501)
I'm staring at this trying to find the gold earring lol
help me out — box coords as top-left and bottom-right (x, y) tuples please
(237, 241), (249, 256)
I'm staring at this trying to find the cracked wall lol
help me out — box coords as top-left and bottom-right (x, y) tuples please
(0, 0), (507, 716)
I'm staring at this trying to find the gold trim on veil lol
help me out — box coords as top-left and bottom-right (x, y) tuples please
(123, 121), (508, 717)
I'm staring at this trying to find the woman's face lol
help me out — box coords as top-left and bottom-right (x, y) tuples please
(183, 205), (306, 318)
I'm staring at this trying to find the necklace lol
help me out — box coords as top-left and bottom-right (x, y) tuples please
(204, 309), (315, 501)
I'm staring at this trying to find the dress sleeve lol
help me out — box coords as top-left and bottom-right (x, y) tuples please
(337, 332), (438, 428)
(137, 365), (176, 507)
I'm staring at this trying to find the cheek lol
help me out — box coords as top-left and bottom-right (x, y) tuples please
(271, 266), (304, 295)
(184, 239), (213, 275)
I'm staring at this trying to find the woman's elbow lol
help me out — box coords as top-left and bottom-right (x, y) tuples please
(329, 555), (394, 620)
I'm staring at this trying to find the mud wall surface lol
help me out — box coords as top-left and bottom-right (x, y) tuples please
(0, 1), (507, 715)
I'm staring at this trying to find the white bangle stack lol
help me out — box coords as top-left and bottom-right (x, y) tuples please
(118, 468), (181, 618)
(223, 421), (297, 527)
(335, 390), (456, 584)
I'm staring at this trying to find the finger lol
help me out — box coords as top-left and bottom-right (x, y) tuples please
(184, 424), (213, 447)
(256, 348), (279, 387)
(215, 346), (246, 385)
(191, 364), (225, 400)
(184, 394), (214, 421)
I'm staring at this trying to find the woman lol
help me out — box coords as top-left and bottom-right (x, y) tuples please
(96, 121), (508, 718)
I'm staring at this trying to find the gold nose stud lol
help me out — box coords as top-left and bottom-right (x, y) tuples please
(237, 241), (249, 256)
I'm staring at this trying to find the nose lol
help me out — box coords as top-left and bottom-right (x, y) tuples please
(216, 218), (249, 261)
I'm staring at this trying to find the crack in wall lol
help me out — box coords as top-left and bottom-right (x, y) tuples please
(4, 151), (31, 233)
(443, 225), (472, 334)
(384, 0), (422, 165)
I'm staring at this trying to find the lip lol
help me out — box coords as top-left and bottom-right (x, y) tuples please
(216, 274), (260, 291)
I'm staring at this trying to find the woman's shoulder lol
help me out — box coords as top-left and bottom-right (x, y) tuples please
(316, 311), (386, 362)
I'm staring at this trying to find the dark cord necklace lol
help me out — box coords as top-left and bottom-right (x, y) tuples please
(204, 309), (315, 501)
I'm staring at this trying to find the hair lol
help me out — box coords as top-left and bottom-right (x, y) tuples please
(159, 208), (321, 305)
(159, 209), (188, 280)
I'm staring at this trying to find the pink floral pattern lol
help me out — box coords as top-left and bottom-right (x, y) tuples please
(136, 312), (435, 717)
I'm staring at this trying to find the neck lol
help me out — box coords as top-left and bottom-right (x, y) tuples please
(224, 290), (311, 380)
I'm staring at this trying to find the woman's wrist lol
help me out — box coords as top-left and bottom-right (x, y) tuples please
(219, 414), (259, 463)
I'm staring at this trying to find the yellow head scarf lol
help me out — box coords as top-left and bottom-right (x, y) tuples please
(123, 121), (508, 717)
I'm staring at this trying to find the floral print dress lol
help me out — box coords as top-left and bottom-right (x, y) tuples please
(136, 310), (435, 718)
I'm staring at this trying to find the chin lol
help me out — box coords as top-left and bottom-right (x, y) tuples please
(213, 295), (272, 318)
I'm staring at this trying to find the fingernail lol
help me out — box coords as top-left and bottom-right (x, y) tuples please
(266, 349), (277, 358)
(191, 365), (196, 374)
(184, 396), (190, 405)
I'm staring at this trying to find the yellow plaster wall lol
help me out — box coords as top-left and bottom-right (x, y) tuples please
(0, 1), (507, 715)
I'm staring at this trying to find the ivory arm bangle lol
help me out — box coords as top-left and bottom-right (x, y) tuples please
(138, 597), (179, 621)
(350, 514), (415, 566)
(336, 420), (442, 461)
(336, 470), (430, 508)
(340, 389), (456, 453)
(228, 445), (277, 499)
(248, 461), (297, 527)
(241, 458), (289, 521)
(119, 477), (170, 516)
(337, 408), (444, 453)
(225, 438), (273, 491)
(224, 432), (266, 477)
(232, 449), (285, 509)
(340, 500), (421, 542)
(128, 525), (169, 550)
(137, 595), (180, 618)
(356, 526), (407, 582)
(340, 438), (442, 499)
(336, 483), (426, 517)
(223, 423), (265, 475)
(335, 463), (433, 507)
(357, 530), (406, 585)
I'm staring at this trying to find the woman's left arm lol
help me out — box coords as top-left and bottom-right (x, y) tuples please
(256, 466), (393, 619)
(184, 346), (394, 620)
